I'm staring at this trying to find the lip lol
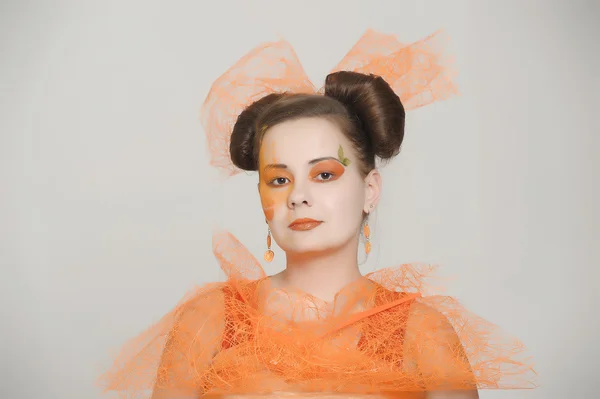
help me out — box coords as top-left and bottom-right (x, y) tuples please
(288, 218), (323, 231)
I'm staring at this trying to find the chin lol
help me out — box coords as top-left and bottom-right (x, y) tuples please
(278, 230), (347, 255)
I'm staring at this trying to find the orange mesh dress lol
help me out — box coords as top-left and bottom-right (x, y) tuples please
(99, 30), (536, 398)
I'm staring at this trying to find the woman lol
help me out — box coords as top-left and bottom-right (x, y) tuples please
(100, 30), (535, 399)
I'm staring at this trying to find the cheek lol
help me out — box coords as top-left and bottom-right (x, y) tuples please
(259, 183), (291, 221)
(319, 182), (365, 222)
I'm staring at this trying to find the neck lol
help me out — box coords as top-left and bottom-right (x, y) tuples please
(280, 235), (363, 302)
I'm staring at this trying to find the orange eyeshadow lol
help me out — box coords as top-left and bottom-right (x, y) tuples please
(309, 160), (345, 182)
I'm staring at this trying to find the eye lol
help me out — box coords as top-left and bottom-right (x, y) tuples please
(269, 177), (290, 186)
(315, 172), (334, 181)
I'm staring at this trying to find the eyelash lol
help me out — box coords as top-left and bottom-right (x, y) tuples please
(269, 177), (290, 186)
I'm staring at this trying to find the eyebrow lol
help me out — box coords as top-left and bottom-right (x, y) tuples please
(263, 157), (342, 171)
(308, 156), (340, 165)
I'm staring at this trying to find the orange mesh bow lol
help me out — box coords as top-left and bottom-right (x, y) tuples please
(201, 30), (458, 176)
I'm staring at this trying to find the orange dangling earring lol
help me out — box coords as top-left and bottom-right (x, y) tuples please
(264, 227), (274, 262)
(363, 217), (371, 255)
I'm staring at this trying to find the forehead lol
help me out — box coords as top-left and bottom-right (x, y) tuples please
(260, 117), (350, 162)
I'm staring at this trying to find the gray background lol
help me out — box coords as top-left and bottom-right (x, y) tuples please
(1, 1), (598, 398)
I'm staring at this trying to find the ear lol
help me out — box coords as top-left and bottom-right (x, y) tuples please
(363, 169), (382, 213)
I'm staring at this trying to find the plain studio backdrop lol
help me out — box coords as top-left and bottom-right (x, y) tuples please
(1, 1), (598, 398)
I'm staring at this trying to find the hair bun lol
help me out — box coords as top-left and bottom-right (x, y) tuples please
(230, 93), (284, 171)
(324, 71), (405, 160)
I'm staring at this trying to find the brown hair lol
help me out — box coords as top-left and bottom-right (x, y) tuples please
(229, 71), (406, 176)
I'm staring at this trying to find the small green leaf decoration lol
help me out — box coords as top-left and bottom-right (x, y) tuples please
(338, 145), (351, 166)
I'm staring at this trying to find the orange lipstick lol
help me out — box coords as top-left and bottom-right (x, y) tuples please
(288, 218), (322, 231)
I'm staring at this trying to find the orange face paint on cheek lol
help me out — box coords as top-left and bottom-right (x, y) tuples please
(258, 140), (289, 221)
(261, 192), (275, 221)
(259, 181), (291, 221)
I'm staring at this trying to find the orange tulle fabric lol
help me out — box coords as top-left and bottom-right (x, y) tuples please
(201, 29), (458, 177)
(99, 232), (535, 398)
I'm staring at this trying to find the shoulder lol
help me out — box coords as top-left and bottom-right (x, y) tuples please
(175, 279), (262, 327)
(177, 284), (225, 312)
(407, 300), (447, 322)
(403, 301), (477, 391)
(404, 300), (470, 372)
(405, 300), (457, 341)
(170, 285), (227, 337)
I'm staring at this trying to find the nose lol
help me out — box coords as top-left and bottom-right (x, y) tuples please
(287, 181), (312, 209)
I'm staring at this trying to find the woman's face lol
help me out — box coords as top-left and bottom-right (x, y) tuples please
(258, 117), (380, 255)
